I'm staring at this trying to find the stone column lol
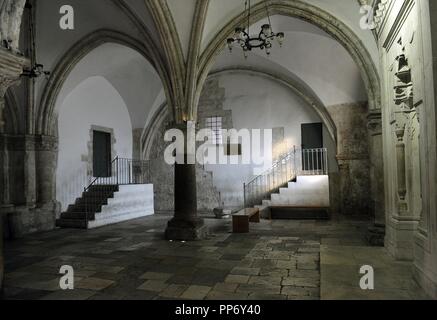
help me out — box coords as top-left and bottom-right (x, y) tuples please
(337, 158), (351, 215)
(0, 47), (28, 292)
(165, 122), (207, 241)
(366, 111), (386, 246)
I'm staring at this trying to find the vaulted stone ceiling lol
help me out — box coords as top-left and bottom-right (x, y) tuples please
(133, 0), (380, 119)
(140, 0), (379, 64)
(1, 0), (381, 128)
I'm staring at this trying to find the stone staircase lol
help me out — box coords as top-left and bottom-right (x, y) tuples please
(56, 184), (154, 229)
(255, 176), (330, 220)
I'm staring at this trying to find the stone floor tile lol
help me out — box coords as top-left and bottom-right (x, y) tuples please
(137, 280), (169, 292)
(247, 293), (287, 300)
(75, 277), (115, 291)
(213, 282), (238, 293)
(230, 267), (260, 276)
(206, 290), (249, 300)
(159, 284), (188, 298)
(236, 283), (281, 295)
(281, 286), (320, 298)
(224, 275), (250, 284)
(282, 277), (320, 288)
(248, 276), (282, 286)
(276, 260), (297, 270)
(139, 272), (173, 281)
(180, 285), (212, 300)
(259, 268), (289, 277)
(40, 289), (97, 300)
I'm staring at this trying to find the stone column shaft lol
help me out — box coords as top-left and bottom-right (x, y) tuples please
(165, 122), (207, 241)
(367, 112), (386, 246)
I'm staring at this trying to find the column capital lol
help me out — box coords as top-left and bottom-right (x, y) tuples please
(0, 47), (29, 92)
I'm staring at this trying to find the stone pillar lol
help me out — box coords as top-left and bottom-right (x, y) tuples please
(337, 158), (351, 215)
(366, 111), (386, 246)
(0, 47), (29, 291)
(35, 135), (58, 203)
(165, 122), (207, 241)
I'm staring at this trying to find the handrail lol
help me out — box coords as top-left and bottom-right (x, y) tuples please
(246, 146), (298, 186)
(83, 157), (151, 225)
(243, 147), (328, 208)
(84, 157), (119, 193)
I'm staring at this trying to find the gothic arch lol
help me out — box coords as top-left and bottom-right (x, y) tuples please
(196, 0), (381, 119)
(208, 66), (338, 145)
(37, 29), (173, 136)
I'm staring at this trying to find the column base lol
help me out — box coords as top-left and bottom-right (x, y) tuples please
(366, 225), (385, 247)
(165, 217), (208, 241)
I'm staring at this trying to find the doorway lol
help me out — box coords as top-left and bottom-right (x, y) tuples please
(301, 123), (323, 172)
(93, 130), (112, 177)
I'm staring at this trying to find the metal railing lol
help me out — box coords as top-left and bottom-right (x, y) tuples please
(299, 148), (329, 176)
(82, 157), (151, 223)
(243, 147), (328, 208)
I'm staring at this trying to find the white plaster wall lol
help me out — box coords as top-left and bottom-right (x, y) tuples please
(203, 73), (336, 209)
(56, 76), (133, 212)
(214, 16), (367, 107)
(54, 43), (163, 131)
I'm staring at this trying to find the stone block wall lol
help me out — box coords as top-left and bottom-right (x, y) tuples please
(0, 135), (60, 238)
(327, 102), (371, 216)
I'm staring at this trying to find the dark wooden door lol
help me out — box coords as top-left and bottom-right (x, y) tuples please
(301, 123), (323, 171)
(93, 131), (111, 177)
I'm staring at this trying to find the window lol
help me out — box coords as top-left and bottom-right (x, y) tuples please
(205, 116), (223, 145)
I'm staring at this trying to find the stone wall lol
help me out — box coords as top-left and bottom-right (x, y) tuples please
(373, 0), (437, 297)
(327, 101), (371, 216)
(0, 134), (60, 238)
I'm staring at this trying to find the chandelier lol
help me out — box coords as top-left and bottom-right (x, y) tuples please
(227, 0), (284, 57)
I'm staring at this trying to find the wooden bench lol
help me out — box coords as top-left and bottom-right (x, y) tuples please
(232, 208), (260, 233)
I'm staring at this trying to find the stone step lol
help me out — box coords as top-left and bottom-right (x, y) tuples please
(75, 197), (109, 206)
(67, 204), (103, 213)
(56, 218), (88, 229)
(60, 212), (95, 220)
(81, 191), (115, 200)
(58, 184), (154, 229)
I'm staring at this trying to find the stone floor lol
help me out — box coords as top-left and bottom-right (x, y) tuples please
(2, 214), (430, 300)
(321, 245), (429, 300)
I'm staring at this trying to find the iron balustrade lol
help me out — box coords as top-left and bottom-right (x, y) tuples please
(243, 147), (328, 208)
(83, 157), (151, 224)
